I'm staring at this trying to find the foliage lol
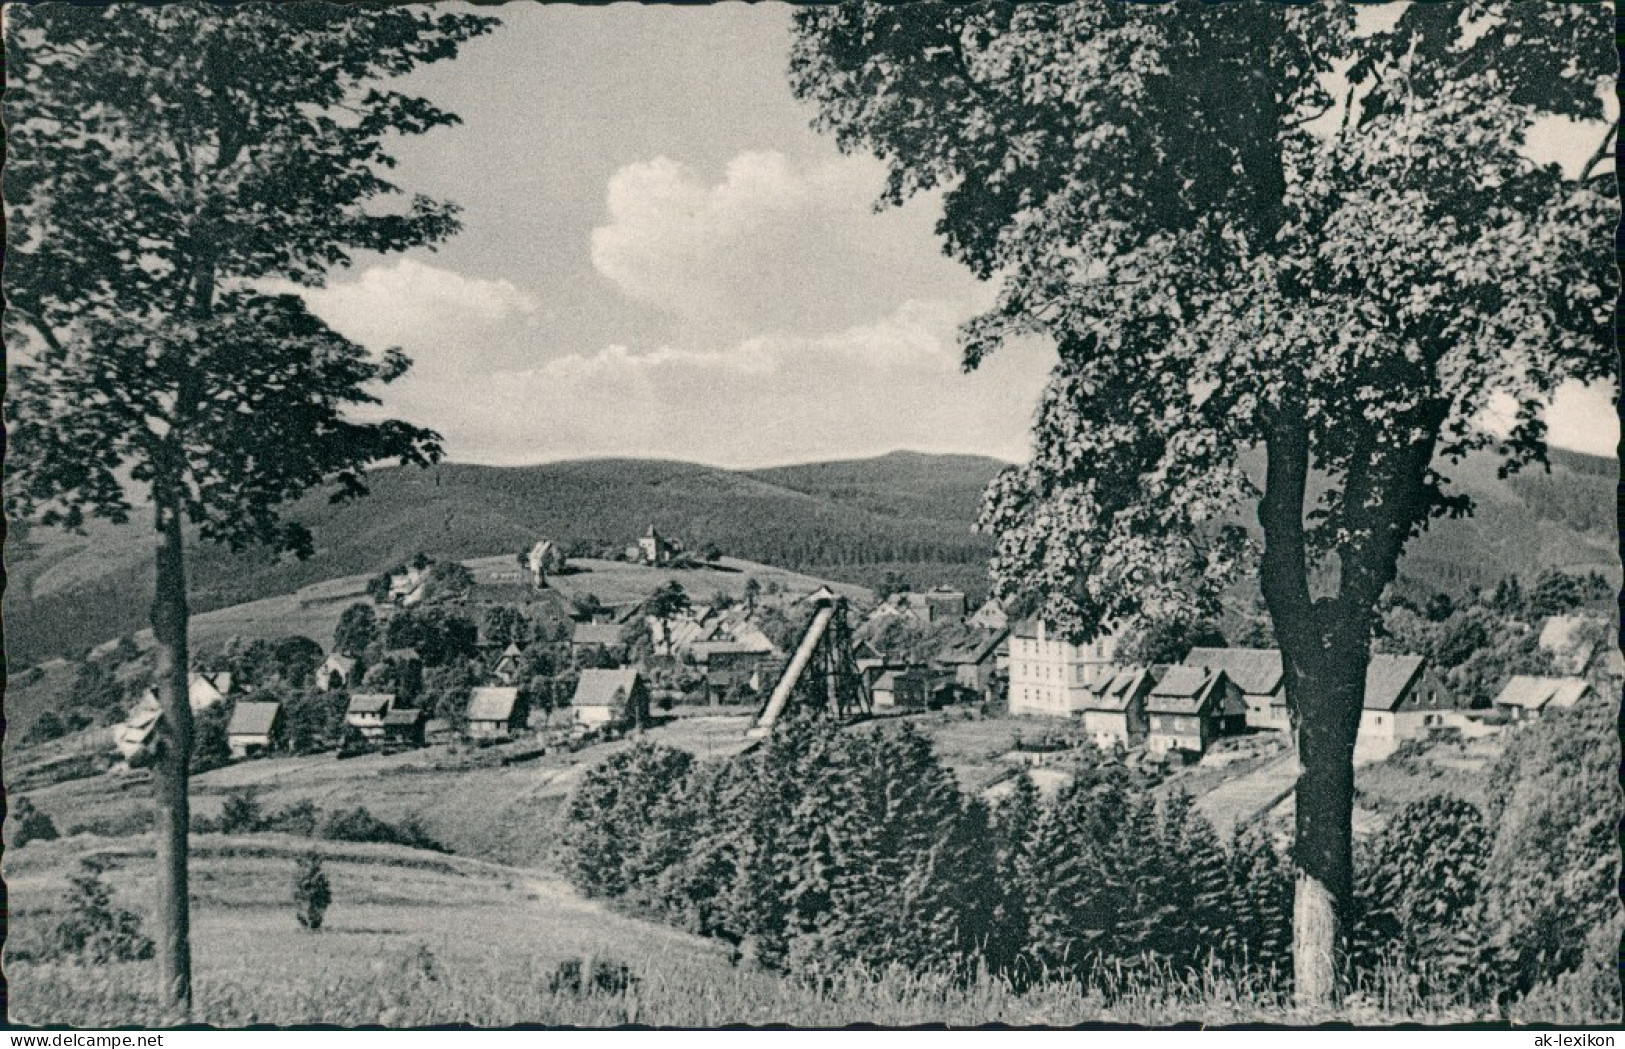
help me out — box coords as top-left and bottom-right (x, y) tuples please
(1475, 698), (1619, 998)
(280, 691), (351, 754)
(190, 701), (235, 772)
(385, 607), (479, 667)
(481, 605), (533, 649)
(319, 807), (448, 854)
(10, 796), (60, 848)
(425, 561), (476, 602)
(47, 862), (156, 964)
(561, 742), (697, 899)
(548, 957), (638, 997)
(1351, 796), (1490, 984)
(564, 722), (1003, 980)
(219, 789), (266, 835)
(1116, 619), (1227, 668)
(293, 853), (333, 932)
(333, 603), (379, 660)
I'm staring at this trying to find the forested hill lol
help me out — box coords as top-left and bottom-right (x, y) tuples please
(5, 447), (1614, 666)
(4, 452), (1005, 665)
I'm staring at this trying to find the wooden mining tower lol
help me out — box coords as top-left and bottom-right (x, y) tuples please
(747, 588), (871, 737)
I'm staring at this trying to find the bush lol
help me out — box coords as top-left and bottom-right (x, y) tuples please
(1352, 796), (1489, 986)
(294, 853), (332, 931)
(319, 807), (448, 853)
(548, 957), (638, 996)
(219, 789), (266, 834)
(1475, 699), (1618, 999)
(267, 799), (320, 837)
(48, 862), (155, 963)
(10, 796), (60, 848)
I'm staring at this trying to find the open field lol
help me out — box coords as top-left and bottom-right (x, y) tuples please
(6, 833), (1522, 1027)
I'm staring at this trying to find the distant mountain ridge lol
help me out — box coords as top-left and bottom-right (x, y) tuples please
(4, 447), (1614, 666)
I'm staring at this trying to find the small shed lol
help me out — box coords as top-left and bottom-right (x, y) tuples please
(226, 700), (283, 758)
(346, 692), (394, 739)
(572, 668), (650, 729)
(1494, 675), (1593, 721)
(872, 668), (931, 710)
(382, 706), (428, 747)
(466, 687), (528, 739)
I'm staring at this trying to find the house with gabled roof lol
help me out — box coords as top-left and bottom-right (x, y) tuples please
(968, 597), (1009, 632)
(188, 671), (234, 710)
(1080, 668), (1155, 750)
(466, 687), (527, 739)
(1184, 648), (1285, 731)
(346, 692), (394, 739)
(572, 668), (649, 729)
(227, 701), (282, 758)
(934, 630), (1009, 699)
(1494, 675), (1593, 721)
(571, 622), (626, 665)
(1145, 666), (1245, 756)
(382, 706), (428, 747)
(492, 642), (526, 685)
(316, 653), (357, 693)
(1357, 654), (1458, 750)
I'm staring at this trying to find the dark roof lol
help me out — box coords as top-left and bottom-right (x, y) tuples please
(1184, 648), (1282, 696)
(467, 687), (521, 722)
(383, 707), (426, 727)
(1146, 667), (1227, 715)
(347, 692), (393, 715)
(1084, 669), (1152, 712)
(573, 668), (643, 709)
(936, 629), (1009, 667)
(227, 701), (281, 736)
(1362, 655), (1425, 711)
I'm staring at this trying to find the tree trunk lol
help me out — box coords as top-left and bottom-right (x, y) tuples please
(1285, 649), (1365, 1007)
(150, 496), (194, 1015)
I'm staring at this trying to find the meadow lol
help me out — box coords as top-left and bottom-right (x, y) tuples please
(7, 831), (1537, 1028)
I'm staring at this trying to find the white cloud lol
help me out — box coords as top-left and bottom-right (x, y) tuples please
(379, 296), (1051, 468)
(277, 258), (540, 368)
(589, 151), (986, 338)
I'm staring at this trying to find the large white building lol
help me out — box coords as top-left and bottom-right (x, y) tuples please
(1007, 619), (1122, 717)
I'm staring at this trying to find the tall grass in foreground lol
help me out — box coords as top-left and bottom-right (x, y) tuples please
(8, 948), (1540, 1028)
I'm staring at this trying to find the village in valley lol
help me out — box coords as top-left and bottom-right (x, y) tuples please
(10, 512), (1606, 853)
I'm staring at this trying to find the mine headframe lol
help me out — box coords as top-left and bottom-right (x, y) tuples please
(747, 587), (871, 737)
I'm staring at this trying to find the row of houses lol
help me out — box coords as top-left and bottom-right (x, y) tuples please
(1006, 619), (1598, 758)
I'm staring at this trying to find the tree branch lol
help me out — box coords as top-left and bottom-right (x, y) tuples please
(1578, 123), (1616, 184)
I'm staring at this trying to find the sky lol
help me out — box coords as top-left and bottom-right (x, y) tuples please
(288, 4), (1618, 469)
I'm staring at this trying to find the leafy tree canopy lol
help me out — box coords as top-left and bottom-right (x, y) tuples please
(791, 2), (1613, 640)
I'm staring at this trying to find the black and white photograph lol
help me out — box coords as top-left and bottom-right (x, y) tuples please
(2, 0), (1619, 1030)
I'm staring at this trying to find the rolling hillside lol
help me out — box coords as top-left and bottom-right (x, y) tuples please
(4, 447), (1615, 667)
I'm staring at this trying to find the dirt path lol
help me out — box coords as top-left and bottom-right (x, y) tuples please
(1193, 751), (1299, 839)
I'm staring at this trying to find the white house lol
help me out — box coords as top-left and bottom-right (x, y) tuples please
(1006, 619), (1122, 717)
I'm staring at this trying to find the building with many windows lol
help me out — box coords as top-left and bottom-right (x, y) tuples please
(1006, 619), (1122, 717)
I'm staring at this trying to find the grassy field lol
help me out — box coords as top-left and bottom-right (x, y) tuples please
(7, 710), (1567, 1027)
(7, 832), (1525, 1027)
